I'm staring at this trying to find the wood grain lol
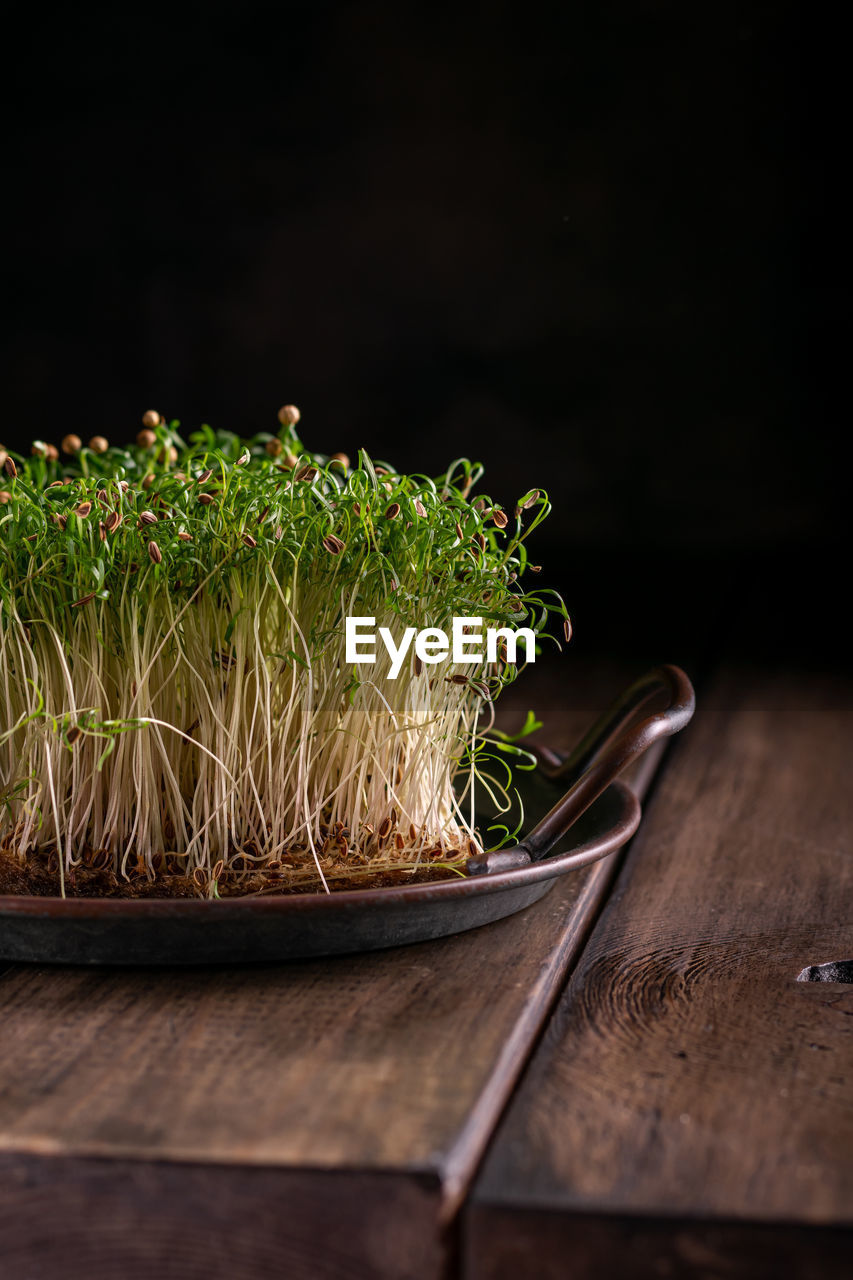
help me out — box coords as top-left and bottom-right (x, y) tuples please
(466, 666), (853, 1277)
(0, 661), (659, 1280)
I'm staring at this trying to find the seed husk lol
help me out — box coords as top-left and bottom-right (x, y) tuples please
(265, 439), (283, 457)
(4, 457), (17, 478)
(563, 616), (572, 642)
(104, 510), (122, 533)
(330, 452), (349, 469)
(73, 501), (93, 518)
(278, 404), (300, 426)
(177, 531), (193, 542)
(295, 465), (317, 483)
(141, 409), (161, 429)
(72, 592), (97, 607)
(196, 468), (213, 484)
(322, 534), (345, 555)
(414, 498), (427, 518)
(66, 725), (82, 745)
(241, 534), (257, 549)
(137, 429), (157, 449)
(236, 452), (250, 466)
(385, 502), (401, 520)
(198, 492), (216, 506)
(138, 510), (158, 526)
(88, 436), (109, 454)
(147, 540), (162, 564)
(491, 508), (508, 528)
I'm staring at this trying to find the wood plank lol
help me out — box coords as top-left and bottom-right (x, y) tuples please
(0, 660), (660, 1280)
(466, 666), (853, 1279)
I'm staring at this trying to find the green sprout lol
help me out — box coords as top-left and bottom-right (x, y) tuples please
(0, 407), (570, 896)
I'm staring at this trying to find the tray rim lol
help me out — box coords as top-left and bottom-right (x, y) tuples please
(0, 779), (640, 920)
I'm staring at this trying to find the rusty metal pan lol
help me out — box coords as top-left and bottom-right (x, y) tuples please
(0, 665), (694, 965)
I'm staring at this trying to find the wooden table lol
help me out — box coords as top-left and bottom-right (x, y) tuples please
(1, 660), (850, 1279)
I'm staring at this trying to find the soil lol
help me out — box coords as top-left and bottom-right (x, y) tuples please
(0, 847), (468, 898)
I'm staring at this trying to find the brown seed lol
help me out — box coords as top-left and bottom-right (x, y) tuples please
(265, 438), (283, 457)
(0, 491), (10, 505)
(352, 501), (362, 517)
(491, 508), (508, 529)
(156, 444), (178, 464)
(177, 531), (193, 542)
(136, 429), (157, 448)
(378, 817), (392, 841)
(147, 540), (162, 564)
(295, 465), (317, 483)
(96, 489), (109, 507)
(455, 522), (464, 540)
(192, 868), (207, 889)
(104, 510), (122, 533)
(477, 532), (487, 551)
(73, 501), (93, 518)
(277, 404), (300, 426)
(322, 534), (345, 555)
(257, 504), (270, 524)
(414, 653), (423, 676)
(72, 592), (96, 607)
(563, 616), (573, 642)
(395, 833), (405, 850)
(98, 521), (107, 542)
(280, 452), (299, 470)
(236, 451), (250, 466)
(274, 524), (283, 540)
(31, 440), (50, 458)
(142, 473), (156, 490)
(0, 449), (7, 468)
(212, 859), (224, 882)
(521, 489), (540, 510)
(88, 436), (109, 454)
(447, 674), (469, 685)
(54, 512), (67, 529)
(141, 409), (161, 429)
(241, 533), (257, 548)
(414, 498), (427, 518)
(46, 443), (59, 461)
(330, 452), (349, 469)
(66, 725), (81, 745)
(196, 468), (213, 484)
(529, 564), (542, 573)
(138, 510), (158, 526)
(4, 457), (17, 478)
(198, 492), (216, 506)
(385, 502), (401, 520)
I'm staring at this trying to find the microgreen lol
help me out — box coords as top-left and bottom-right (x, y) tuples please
(0, 408), (570, 895)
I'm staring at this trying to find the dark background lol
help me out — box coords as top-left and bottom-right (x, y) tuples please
(1, 3), (837, 670)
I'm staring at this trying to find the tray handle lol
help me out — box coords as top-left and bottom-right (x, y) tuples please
(467, 663), (695, 875)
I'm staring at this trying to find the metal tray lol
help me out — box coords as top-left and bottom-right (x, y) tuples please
(0, 665), (694, 965)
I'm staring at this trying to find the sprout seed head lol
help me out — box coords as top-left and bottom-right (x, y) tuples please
(330, 452), (349, 469)
(491, 508), (508, 529)
(31, 441), (49, 458)
(4, 457), (18, 478)
(0, 491), (10, 505)
(322, 534), (345, 555)
(414, 499), (427, 518)
(61, 434), (82, 455)
(563, 616), (572, 642)
(73, 501), (93, 518)
(265, 439), (283, 457)
(142, 409), (161, 429)
(147, 540), (162, 565)
(137, 429), (157, 448)
(241, 534), (257, 548)
(278, 404), (301, 426)
(138, 510), (158, 526)
(385, 502), (401, 520)
(46, 444), (59, 461)
(88, 436), (109, 454)
(156, 444), (178, 464)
